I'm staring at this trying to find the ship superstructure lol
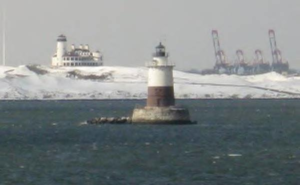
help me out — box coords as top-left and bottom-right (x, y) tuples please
(52, 35), (103, 67)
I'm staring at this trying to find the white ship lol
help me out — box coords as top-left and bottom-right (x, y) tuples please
(51, 35), (103, 67)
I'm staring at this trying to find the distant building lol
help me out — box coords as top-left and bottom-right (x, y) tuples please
(51, 35), (103, 67)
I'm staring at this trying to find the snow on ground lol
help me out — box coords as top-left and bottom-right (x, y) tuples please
(0, 65), (299, 100)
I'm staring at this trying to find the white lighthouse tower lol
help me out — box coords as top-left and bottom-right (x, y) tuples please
(55, 35), (67, 65)
(132, 43), (192, 124)
(147, 42), (175, 107)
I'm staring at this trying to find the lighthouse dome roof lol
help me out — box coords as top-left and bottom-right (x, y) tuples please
(156, 42), (165, 49)
(57, 34), (67, 42)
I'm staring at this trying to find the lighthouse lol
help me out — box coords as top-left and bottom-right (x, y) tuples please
(132, 43), (193, 124)
(56, 35), (67, 64)
(51, 34), (103, 67)
(147, 42), (175, 107)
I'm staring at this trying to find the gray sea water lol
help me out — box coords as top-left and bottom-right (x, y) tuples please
(0, 99), (299, 185)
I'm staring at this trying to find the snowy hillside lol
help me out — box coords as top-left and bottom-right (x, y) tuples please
(0, 65), (300, 100)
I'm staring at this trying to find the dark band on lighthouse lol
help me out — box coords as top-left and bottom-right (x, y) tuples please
(147, 86), (174, 107)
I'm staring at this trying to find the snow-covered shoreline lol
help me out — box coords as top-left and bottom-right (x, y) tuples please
(1, 65), (300, 100)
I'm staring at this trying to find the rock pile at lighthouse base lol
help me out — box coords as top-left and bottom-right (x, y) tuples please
(131, 106), (194, 124)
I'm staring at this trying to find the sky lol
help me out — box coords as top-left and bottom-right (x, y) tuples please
(1, 0), (300, 70)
